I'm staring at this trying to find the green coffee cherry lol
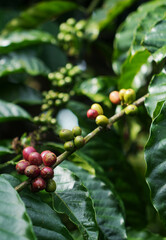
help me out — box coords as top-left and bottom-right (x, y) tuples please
(125, 104), (138, 115)
(59, 129), (74, 141)
(95, 115), (109, 127)
(66, 18), (76, 26)
(124, 89), (136, 104)
(74, 136), (85, 149)
(45, 179), (56, 192)
(64, 141), (75, 151)
(91, 103), (103, 115)
(119, 89), (126, 101)
(72, 126), (82, 136)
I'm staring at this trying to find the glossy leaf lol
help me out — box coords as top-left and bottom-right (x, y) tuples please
(53, 166), (99, 240)
(0, 100), (31, 122)
(0, 176), (36, 240)
(0, 146), (13, 156)
(0, 30), (56, 54)
(127, 229), (166, 240)
(61, 161), (127, 240)
(0, 52), (49, 77)
(5, 1), (78, 30)
(145, 73), (166, 118)
(145, 103), (166, 223)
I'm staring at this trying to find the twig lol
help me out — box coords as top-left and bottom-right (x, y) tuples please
(0, 154), (21, 170)
(15, 93), (148, 192)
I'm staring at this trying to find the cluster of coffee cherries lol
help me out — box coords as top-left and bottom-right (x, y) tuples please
(109, 89), (138, 115)
(57, 18), (86, 56)
(87, 103), (109, 127)
(16, 146), (57, 192)
(59, 126), (85, 151)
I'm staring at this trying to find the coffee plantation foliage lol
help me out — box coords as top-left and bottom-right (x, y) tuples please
(1, 0), (166, 239)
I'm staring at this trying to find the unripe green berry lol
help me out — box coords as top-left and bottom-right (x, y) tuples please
(124, 104), (138, 115)
(66, 18), (76, 26)
(64, 34), (73, 42)
(59, 129), (74, 141)
(95, 115), (109, 127)
(74, 136), (85, 149)
(45, 179), (56, 192)
(91, 103), (103, 115)
(55, 99), (62, 106)
(66, 63), (73, 70)
(72, 126), (82, 136)
(57, 32), (65, 41)
(75, 20), (86, 30)
(124, 89), (136, 104)
(64, 141), (75, 151)
(54, 72), (63, 80)
(119, 89), (126, 101)
(65, 76), (72, 84)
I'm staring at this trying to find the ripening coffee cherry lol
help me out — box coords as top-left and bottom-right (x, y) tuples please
(31, 177), (46, 192)
(64, 141), (75, 151)
(23, 146), (36, 161)
(16, 160), (30, 174)
(59, 129), (74, 142)
(87, 109), (98, 120)
(74, 136), (85, 149)
(109, 91), (121, 104)
(24, 165), (40, 178)
(41, 150), (51, 159)
(125, 104), (138, 115)
(40, 167), (54, 179)
(124, 89), (136, 104)
(95, 115), (109, 127)
(45, 179), (57, 192)
(119, 89), (126, 101)
(91, 103), (103, 115)
(42, 152), (57, 166)
(28, 152), (42, 166)
(72, 126), (82, 136)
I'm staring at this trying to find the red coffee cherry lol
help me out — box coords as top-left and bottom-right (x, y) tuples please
(23, 146), (36, 161)
(16, 160), (30, 174)
(41, 150), (51, 159)
(42, 152), (57, 166)
(40, 167), (54, 179)
(28, 152), (42, 166)
(87, 109), (98, 120)
(31, 177), (46, 192)
(24, 165), (40, 178)
(109, 91), (121, 105)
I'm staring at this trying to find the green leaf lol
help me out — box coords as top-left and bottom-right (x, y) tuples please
(0, 82), (42, 105)
(0, 100), (31, 122)
(5, 1), (78, 30)
(0, 176), (36, 240)
(0, 52), (49, 77)
(0, 146), (13, 156)
(0, 30), (56, 54)
(145, 103), (166, 223)
(143, 20), (166, 53)
(127, 229), (166, 240)
(61, 161), (127, 240)
(53, 166), (99, 240)
(145, 73), (166, 118)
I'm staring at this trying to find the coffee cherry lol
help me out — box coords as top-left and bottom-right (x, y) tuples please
(42, 152), (57, 166)
(41, 150), (51, 159)
(72, 126), (82, 136)
(28, 152), (42, 166)
(24, 165), (40, 178)
(45, 179), (56, 192)
(40, 167), (54, 179)
(119, 89), (126, 101)
(64, 141), (75, 151)
(124, 89), (136, 104)
(95, 115), (109, 127)
(74, 136), (85, 149)
(87, 109), (98, 120)
(125, 104), (138, 115)
(109, 91), (121, 105)
(59, 129), (74, 142)
(91, 103), (103, 115)
(16, 160), (30, 174)
(23, 146), (36, 161)
(31, 177), (46, 192)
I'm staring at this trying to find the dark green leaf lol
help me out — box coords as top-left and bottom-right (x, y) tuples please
(0, 176), (36, 240)
(0, 30), (56, 54)
(127, 229), (166, 240)
(53, 166), (99, 240)
(0, 146), (13, 156)
(0, 100), (31, 122)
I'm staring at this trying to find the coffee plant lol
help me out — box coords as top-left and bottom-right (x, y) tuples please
(1, 0), (166, 239)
